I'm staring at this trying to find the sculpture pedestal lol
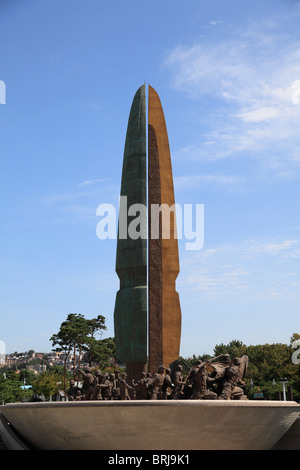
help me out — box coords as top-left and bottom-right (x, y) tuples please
(1, 400), (299, 450)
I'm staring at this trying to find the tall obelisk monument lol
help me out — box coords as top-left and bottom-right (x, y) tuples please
(114, 84), (181, 380)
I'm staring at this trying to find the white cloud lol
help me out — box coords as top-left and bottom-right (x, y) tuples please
(36, 179), (119, 225)
(245, 239), (299, 256)
(164, 19), (300, 179)
(78, 180), (95, 187)
(78, 178), (113, 187)
(179, 266), (250, 296)
(238, 106), (279, 123)
(209, 20), (223, 26)
(174, 173), (242, 189)
(178, 237), (300, 299)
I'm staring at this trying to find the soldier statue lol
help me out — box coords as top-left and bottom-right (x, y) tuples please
(161, 368), (173, 399)
(77, 366), (95, 399)
(190, 361), (217, 400)
(132, 371), (149, 400)
(218, 357), (247, 400)
(172, 364), (185, 399)
(66, 379), (81, 401)
(148, 365), (166, 400)
(119, 372), (135, 400)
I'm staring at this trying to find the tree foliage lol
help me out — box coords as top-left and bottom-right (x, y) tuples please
(0, 370), (34, 404)
(31, 370), (64, 400)
(82, 336), (116, 369)
(179, 334), (300, 401)
(50, 313), (113, 389)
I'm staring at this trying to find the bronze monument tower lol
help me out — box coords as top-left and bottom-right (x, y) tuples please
(114, 84), (181, 380)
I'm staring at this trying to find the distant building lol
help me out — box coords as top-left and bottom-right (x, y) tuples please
(26, 364), (47, 374)
(31, 352), (44, 360)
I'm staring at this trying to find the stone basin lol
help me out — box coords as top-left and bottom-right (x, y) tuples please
(0, 400), (299, 450)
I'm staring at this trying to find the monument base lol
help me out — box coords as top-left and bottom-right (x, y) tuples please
(1, 400), (299, 450)
(126, 361), (147, 383)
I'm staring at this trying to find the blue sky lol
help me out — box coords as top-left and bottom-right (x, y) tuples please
(0, 0), (299, 357)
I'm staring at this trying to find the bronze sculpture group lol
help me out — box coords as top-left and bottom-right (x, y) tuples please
(67, 354), (248, 401)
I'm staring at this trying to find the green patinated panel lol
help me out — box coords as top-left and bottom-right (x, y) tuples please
(114, 287), (147, 362)
(114, 84), (147, 363)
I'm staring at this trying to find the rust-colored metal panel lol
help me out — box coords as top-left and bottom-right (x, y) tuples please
(148, 85), (181, 373)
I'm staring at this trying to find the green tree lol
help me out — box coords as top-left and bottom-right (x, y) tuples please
(0, 371), (34, 404)
(32, 370), (64, 401)
(213, 340), (247, 359)
(83, 336), (115, 369)
(50, 317), (74, 391)
(86, 315), (106, 339)
(82, 315), (108, 367)
(50, 313), (108, 388)
(245, 343), (296, 382)
(18, 368), (37, 386)
(290, 333), (300, 345)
